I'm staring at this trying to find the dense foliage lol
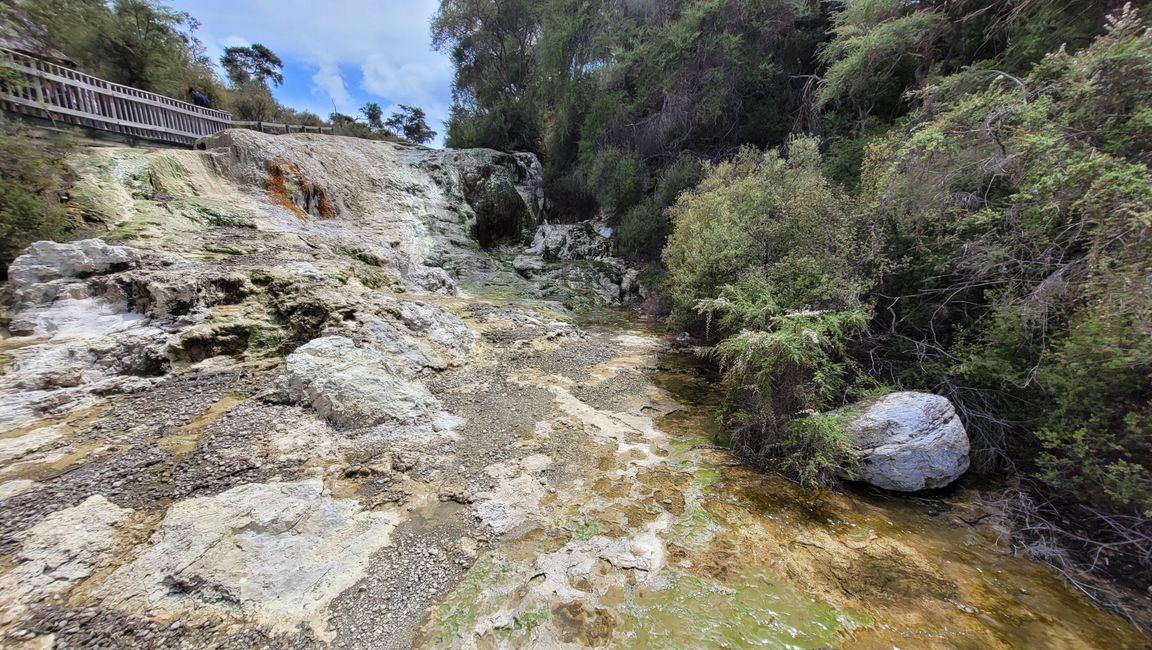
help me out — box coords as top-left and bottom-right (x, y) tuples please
(434, 0), (825, 234)
(858, 7), (1152, 517)
(664, 137), (873, 486)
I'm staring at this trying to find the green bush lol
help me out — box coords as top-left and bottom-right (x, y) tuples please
(783, 411), (860, 488)
(663, 136), (866, 325)
(701, 275), (871, 487)
(653, 156), (704, 209)
(0, 121), (76, 272)
(664, 137), (874, 486)
(603, 155), (703, 259)
(227, 80), (278, 121)
(616, 200), (663, 259)
(859, 6), (1152, 513)
(585, 148), (646, 214)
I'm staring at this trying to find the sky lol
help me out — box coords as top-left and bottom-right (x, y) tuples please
(170, 0), (453, 147)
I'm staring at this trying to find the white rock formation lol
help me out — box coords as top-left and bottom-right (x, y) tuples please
(527, 223), (612, 261)
(0, 496), (131, 615)
(841, 391), (970, 491)
(7, 239), (142, 313)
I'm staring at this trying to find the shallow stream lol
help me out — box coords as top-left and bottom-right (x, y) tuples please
(418, 319), (1149, 649)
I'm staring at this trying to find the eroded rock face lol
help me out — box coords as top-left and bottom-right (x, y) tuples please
(194, 130), (544, 277)
(512, 223), (639, 304)
(8, 239), (143, 310)
(528, 224), (612, 261)
(841, 391), (970, 491)
(100, 481), (399, 638)
(447, 150), (544, 247)
(283, 336), (440, 428)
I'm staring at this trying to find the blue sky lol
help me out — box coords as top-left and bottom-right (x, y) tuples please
(170, 0), (453, 146)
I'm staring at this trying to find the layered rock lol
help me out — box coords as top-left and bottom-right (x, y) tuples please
(840, 391), (970, 491)
(99, 481), (399, 638)
(512, 223), (640, 304)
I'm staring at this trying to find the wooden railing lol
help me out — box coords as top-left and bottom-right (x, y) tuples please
(0, 48), (340, 146)
(232, 120), (334, 136)
(0, 48), (233, 145)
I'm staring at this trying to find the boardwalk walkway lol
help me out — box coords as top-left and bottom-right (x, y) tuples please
(0, 48), (332, 146)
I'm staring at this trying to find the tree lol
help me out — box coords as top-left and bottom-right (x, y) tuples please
(385, 105), (437, 144)
(432, 0), (543, 150)
(220, 44), (284, 87)
(11, 0), (218, 99)
(360, 102), (384, 130)
(229, 80), (277, 120)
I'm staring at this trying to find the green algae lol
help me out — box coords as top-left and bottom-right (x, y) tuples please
(427, 554), (514, 646)
(670, 502), (719, 543)
(179, 202), (255, 228)
(693, 467), (722, 488)
(612, 567), (864, 649)
(565, 516), (601, 541)
(146, 154), (195, 198)
(494, 602), (550, 641)
(104, 218), (161, 242)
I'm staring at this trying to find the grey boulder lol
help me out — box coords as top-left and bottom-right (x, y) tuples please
(527, 223), (612, 261)
(283, 336), (439, 428)
(841, 391), (970, 491)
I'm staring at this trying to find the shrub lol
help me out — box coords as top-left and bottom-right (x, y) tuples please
(859, 6), (1152, 516)
(604, 155), (702, 259)
(616, 199), (663, 259)
(783, 411), (860, 488)
(701, 276), (871, 487)
(0, 120), (76, 272)
(664, 137), (875, 486)
(585, 147), (646, 214)
(663, 136), (867, 326)
(227, 80), (278, 121)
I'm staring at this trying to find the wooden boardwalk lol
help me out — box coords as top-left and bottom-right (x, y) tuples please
(0, 48), (332, 146)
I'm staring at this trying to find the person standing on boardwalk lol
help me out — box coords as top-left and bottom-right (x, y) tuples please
(188, 87), (212, 109)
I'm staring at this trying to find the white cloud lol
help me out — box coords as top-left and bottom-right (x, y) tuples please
(172, 0), (452, 143)
(220, 35), (250, 49)
(361, 55), (451, 104)
(311, 60), (356, 114)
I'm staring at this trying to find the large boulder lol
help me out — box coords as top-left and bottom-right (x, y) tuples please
(98, 480), (399, 638)
(283, 336), (439, 427)
(841, 391), (970, 491)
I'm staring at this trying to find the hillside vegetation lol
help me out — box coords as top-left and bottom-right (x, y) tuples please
(437, 0), (1152, 594)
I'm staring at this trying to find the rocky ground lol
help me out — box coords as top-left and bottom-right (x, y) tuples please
(1, 131), (1148, 649)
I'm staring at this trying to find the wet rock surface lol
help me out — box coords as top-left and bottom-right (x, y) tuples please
(0, 132), (1146, 649)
